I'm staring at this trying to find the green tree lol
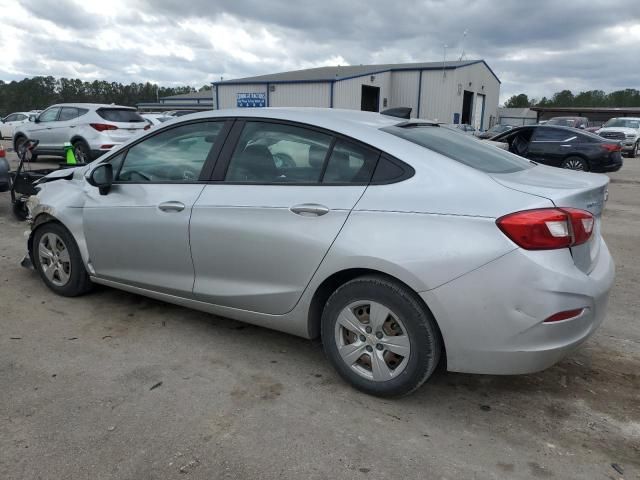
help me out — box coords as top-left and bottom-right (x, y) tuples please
(504, 93), (531, 108)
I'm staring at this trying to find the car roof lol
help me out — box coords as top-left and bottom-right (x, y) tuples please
(607, 117), (640, 121)
(46, 103), (136, 110)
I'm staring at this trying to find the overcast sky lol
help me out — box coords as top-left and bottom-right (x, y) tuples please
(1, 0), (639, 103)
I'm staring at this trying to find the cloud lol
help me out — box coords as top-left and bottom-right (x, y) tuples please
(0, 0), (639, 102)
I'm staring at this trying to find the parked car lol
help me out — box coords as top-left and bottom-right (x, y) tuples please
(141, 113), (173, 127)
(546, 116), (588, 129)
(597, 117), (640, 157)
(25, 108), (614, 397)
(1, 111), (34, 139)
(476, 124), (513, 139)
(13, 103), (149, 163)
(491, 125), (623, 172)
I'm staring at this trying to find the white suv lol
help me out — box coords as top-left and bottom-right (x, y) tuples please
(597, 117), (640, 157)
(13, 103), (148, 162)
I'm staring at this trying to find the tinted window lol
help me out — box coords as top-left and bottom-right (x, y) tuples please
(225, 122), (332, 183)
(323, 139), (378, 183)
(117, 122), (223, 182)
(371, 155), (411, 183)
(382, 124), (531, 174)
(98, 108), (145, 123)
(39, 108), (60, 122)
(5, 114), (17, 122)
(16, 114), (28, 121)
(58, 107), (79, 121)
(533, 128), (577, 141)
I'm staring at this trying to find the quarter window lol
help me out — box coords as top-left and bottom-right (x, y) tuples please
(225, 122), (332, 183)
(322, 139), (379, 183)
(116, 122), (224, 182)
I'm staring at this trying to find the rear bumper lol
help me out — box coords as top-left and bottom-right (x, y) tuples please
(421, 238), (615, 374)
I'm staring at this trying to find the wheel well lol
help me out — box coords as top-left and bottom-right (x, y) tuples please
(307, 268), (447, 368)
(27, 214), (63, 260)
(70, 136), (88, 146)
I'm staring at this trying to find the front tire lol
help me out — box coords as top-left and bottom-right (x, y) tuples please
(561, 156), (589, 171)
(32, 222), (92, 296)
(321, 275), (442, 397)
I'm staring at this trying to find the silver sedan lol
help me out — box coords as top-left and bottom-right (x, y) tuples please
(25, 108), (615, 397)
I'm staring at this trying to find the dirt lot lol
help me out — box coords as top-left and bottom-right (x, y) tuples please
(1, 143), (638, 479)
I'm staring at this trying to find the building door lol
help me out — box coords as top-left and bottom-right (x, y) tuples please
(361, 85), (380, 112)
(461, 90), (474, 124)
(473, 93), (485, 130)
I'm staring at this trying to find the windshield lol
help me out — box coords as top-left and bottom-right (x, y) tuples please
(603, 118), (640, 129)
(382, 124), (532, 173)
(489, 125), (510, 133)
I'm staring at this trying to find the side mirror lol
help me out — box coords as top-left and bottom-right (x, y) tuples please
(29, 115), (37, 122)
(87, 163), (113, 195)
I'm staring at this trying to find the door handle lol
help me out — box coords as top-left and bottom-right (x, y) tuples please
(290, 203), (330, 217)
(158, 201), (185, 212)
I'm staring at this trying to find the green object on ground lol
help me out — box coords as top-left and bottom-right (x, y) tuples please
(63, 142), (77, 165)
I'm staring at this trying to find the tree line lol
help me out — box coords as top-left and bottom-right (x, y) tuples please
(0, 76), (212, 117)
(503, 89), (640, 109)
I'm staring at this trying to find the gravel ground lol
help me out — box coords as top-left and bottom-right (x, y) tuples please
(1, 142), (638, 479)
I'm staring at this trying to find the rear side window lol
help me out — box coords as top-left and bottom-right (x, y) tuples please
(225, 121), (332, 183)
(97, 108), (145, 123)
(532, 128), (577, 142)
(322, 139), (379, 184)
(382, 125), (531, 173)
(58, 107), (79, 121)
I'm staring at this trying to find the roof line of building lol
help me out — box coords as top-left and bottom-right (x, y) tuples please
(211, 60), (501, 86)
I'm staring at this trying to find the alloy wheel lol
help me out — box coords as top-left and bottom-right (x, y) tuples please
(563, 158), (585, 170)
(334, 300), (411, 381)
(38, 232), (71, 286)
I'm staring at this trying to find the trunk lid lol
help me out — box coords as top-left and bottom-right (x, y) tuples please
(491, 164), (609, 274)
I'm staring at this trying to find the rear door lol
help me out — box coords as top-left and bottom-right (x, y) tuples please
(50, 107), (84, 148)
(190, 120), (380, 314)
(82, 120), (231, 295)
(528, 127), (579, 166)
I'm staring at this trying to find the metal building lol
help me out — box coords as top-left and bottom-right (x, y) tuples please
(212, 60), (501, 130)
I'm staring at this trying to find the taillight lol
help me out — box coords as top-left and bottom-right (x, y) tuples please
(90, 123), (118, 132)
(496, 208), (594, 250)
(601, 143), (621, 152)
(0, 146), (5, 158)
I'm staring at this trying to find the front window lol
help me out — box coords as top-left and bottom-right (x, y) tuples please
(603, 118), (640, 129)
(38, 108), (61, 122)
(116, 121), (224, 182)
(381, 124), (531, 174)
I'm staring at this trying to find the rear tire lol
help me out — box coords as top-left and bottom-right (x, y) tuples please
(561, 156), (589, 171)
(72, 139), (91, 164)
(321, 275), (442, 397)
(32, 222), (92, 297)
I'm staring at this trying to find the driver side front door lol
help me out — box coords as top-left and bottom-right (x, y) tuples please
(82, 120), (230, 296)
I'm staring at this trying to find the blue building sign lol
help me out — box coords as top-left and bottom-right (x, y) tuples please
(237, 92), (266, 108)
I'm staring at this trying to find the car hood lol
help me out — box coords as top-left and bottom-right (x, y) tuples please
(597, 127), (638, 135)
(35, 166), (84, 184)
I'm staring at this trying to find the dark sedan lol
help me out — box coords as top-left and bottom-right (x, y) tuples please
(492, 125), (622, 172)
